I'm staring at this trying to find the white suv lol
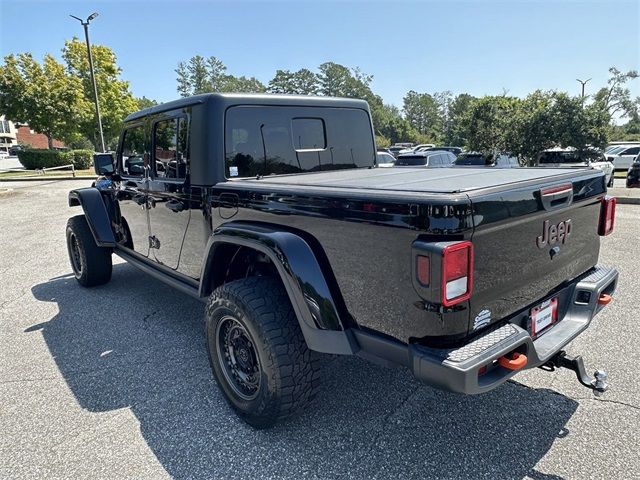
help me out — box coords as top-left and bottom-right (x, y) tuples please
(537, 147), (614, 187)
(607, 145), (640, 171)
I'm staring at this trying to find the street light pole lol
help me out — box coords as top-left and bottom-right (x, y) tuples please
(576, 78), (592, 106)
(71, 13), (106, 152)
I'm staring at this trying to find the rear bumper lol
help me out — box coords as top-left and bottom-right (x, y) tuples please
(407, 265), (618, 394)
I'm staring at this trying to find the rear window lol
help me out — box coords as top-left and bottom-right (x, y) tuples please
(396, 155), (427, 166)
(538, 150), (603, 164)
(454, 155), (487, 166)
(225, 106), (374, 178)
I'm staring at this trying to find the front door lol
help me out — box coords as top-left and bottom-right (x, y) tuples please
(147, 115), (191, 270)
(117, 123), (150, 257)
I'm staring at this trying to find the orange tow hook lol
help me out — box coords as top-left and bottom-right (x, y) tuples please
(498, 352), (528, 371)
(597, 293), (612, 305)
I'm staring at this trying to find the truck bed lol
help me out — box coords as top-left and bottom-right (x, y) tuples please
(233, 166), (599, 194)
(221, 165), (607, 344)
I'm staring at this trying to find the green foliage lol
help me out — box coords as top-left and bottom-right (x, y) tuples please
(443, 94), (476, 146)
(268, 69), (319, 95)
(0, 53), (84, 148)
(17, 148), (74, 169)
(175, 55), (266, 96)
(69, 149), (93, 169)
(62, 38), (139, 150)
(591, 67), (639, 120)
(402, 90), (445, 142)
(136, 96), (158, 110)
(17, 148), (93, 170)
(375, 135), (391, 148)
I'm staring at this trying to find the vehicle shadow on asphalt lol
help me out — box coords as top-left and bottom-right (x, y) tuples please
(30, 264), (576, 480)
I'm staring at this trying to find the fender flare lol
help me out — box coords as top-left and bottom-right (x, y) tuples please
(68, 188), (116, 247)
(200, 222), (358, 355)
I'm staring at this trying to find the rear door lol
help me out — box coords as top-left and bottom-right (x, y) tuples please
(147, 114), (191, 271)
(466, 173), (605, 333)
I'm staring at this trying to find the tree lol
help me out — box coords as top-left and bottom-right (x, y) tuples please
(62, 38), (138, 150)
(176, 55), (266, 96)
(0, 53), (83, 148)
(592, 67), (639, 120)
(317, 62), (378, 105)
(136, 96), (158, 110)
(463, 95), (520, 154)
(268, 68), (319, 95)
(443, 93), (475, 146)
(402, 90), (444, 142)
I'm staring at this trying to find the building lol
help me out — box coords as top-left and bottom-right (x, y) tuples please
(0, 115), (18, 155)
(16, 125), (65, 150)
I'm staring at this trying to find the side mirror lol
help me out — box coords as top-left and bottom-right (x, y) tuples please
(93, 152), (115, 176)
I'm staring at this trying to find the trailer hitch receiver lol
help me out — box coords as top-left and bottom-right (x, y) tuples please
(541, 351), (608, 396)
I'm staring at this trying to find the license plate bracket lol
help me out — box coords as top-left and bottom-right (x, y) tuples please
(530, 297), (558, 337)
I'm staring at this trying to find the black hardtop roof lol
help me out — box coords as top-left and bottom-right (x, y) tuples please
(124, 93), (370, 122)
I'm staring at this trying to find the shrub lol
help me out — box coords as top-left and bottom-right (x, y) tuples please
(17, 149), (74, 170)
(70, 149), (94, 169)
(16, 148), (95, 170)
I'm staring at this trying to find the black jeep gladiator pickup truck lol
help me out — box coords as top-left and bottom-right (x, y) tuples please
(67, 93), (618, 428)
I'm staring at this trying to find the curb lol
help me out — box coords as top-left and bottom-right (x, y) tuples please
(0, 176), (97, 183)
(616, 196), (640, 205)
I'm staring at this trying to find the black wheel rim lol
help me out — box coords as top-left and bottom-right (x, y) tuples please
(216, 316), (261, 400)
(68, 233), (82, 276)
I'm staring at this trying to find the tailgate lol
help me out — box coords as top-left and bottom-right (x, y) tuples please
(467, 172), (606, 333)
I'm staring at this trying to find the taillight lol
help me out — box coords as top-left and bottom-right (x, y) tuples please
(598, 196), (616, 236)
(441, 241), (474, 306)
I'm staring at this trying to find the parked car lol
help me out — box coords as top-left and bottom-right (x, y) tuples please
(399, 143), (434, 155)
(387, 145), (406, 158)
(607, 145), (640, 171)
(417, 146), (463, 156)
(537, 147), (614, 187)
(9, 144), (24, 156)
(627, 155), (640, 188)
(376, 151), (396, 167)
(454, 152), (520, 168)
(395, 150), (456, 167)
(67, 93), (616, 428)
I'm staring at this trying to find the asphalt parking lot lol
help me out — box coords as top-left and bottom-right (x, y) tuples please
(1, 179), (639, 479)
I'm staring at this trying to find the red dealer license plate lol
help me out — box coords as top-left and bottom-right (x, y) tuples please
(530, 298), (558, 337)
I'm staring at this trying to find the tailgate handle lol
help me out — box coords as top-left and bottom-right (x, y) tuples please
(540, 183), (573, 210)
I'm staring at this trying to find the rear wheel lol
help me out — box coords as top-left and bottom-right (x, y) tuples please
(66, 215), (112, 287)
(205, 276), (321, 428)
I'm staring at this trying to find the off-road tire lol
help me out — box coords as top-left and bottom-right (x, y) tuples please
(66, 215), (112, 287)
(205, 276), (321, 428)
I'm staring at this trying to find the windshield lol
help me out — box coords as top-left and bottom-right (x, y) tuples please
(377, 153), (395, 163)
(606, 146), (626, 154)
(395, 156), (427, 166)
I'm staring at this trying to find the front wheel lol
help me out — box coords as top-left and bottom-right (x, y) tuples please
(205, 277), (321, 428)
(66, 215), (112, 287)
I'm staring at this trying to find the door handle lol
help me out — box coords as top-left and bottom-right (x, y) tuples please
(166, 200), (185, 212)
(133, 195), (147, 206)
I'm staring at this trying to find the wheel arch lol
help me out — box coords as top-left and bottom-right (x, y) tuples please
(68, 188), (116, 247)
(199, 222), (357, 355)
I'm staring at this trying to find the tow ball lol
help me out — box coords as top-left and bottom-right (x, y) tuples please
(540, 350), (608, 396)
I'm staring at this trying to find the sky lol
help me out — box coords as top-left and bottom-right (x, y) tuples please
(1, 0), (639, 111)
